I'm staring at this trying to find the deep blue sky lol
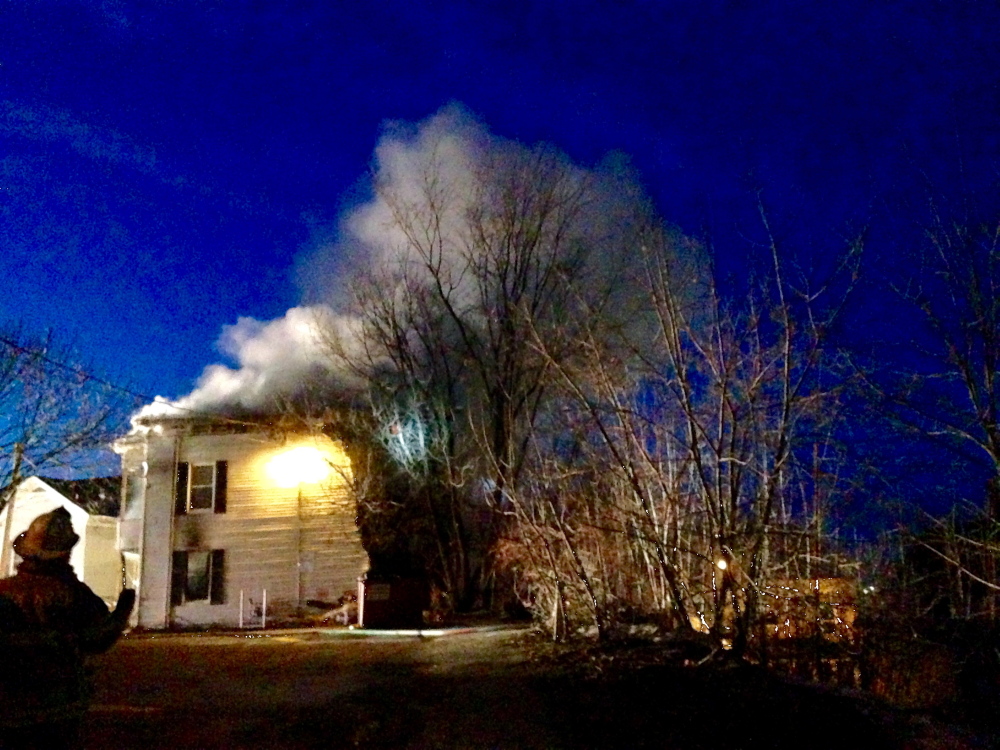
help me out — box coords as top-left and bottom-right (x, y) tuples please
(1, 0), (997, 411)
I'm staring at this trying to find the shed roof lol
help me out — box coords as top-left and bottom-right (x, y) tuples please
(34, 476), (120, 517)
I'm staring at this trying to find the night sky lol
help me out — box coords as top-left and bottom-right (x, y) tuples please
(1, 1), (997, 432)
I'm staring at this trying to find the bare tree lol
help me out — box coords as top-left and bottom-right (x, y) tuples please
(861, 205), (1000, 625)
(325, 132), (644, 609)
(505, 208), (861, 649)
(322, 113), (860, 635)
(875, 211), (1000, 499)
(0, 326), (135, 506)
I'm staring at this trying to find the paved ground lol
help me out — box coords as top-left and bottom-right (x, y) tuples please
(85, 627), (559, 749)
(81, 627), (989, 749)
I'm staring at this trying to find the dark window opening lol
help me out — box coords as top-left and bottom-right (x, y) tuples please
(172, 549), (226, 605)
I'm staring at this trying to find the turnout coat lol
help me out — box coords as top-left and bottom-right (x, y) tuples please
(0, 557), (133, 728)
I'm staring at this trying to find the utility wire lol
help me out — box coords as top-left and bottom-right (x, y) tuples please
(0, 334), (286, 430)
(0, 333), (151, 402)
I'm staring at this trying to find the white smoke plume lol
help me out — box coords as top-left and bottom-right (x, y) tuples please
(136, 104), (643, 424)
(347, 107), (483, 280)
(135, 306), (361, 422)
(298, 105), (488, 309)
(138, 106), (490, 423)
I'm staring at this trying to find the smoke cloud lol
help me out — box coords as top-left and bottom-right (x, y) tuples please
(135, 306), (361, 421)
(298, 105), (487, 309)
(138, 106), (488, 422)
(137, 103), (646, 423)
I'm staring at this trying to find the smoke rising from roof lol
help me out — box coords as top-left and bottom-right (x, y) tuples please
(135, 306), (361, 421)
(135, 104), (647, 423)
(136, 107), (488, 422)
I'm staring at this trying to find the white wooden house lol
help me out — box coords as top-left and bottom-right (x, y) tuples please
(0, 476), (123, 605)
(114, 417), (369, 629)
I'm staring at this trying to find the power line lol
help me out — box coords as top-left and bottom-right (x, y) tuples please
(0, 334), (281, 431)
(0, 333), (151, 402)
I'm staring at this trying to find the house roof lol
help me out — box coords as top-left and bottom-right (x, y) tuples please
(35, 476), (120, 517)
(127, 396), (361, 435)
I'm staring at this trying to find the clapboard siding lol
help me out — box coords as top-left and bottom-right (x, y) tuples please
(120, 426), (369, 629)
(177, 434), (354, 519)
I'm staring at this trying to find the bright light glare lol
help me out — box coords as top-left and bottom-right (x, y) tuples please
(716, 559), (728, 571)
(266, 447), (331, 488)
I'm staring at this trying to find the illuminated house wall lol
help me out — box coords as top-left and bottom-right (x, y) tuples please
(115, 420), (369, 629)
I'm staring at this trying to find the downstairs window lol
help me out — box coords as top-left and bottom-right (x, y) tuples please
(171, 549), (226, 605)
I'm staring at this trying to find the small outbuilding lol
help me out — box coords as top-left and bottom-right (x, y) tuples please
(0, 476), (123, 605)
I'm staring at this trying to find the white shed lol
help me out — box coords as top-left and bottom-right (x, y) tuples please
(0, 476), (123, 606)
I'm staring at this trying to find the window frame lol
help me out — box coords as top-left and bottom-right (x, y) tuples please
(171, 549), (226, 606)
(175, 461), (228, 515)
(187, 464), (216, 512)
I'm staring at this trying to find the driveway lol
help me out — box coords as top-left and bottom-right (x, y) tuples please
(85, 627), (558, 749)
(82, 626), (978, 749)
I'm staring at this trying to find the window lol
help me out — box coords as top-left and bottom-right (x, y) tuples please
(189, 465), (214, 510)
(171, 549), (225, 605)
(175, 461), (227, 515)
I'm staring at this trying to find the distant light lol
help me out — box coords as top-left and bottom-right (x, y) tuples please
(266, 447), (331, 488)
(716, 559), (728, 571)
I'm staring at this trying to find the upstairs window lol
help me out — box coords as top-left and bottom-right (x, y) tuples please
(189, 465), (215, 510)
(175, 461), (228, 515)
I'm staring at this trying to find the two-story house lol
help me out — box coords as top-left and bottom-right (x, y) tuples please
(115, 415), (369, 629)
